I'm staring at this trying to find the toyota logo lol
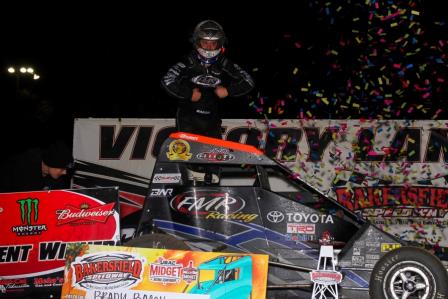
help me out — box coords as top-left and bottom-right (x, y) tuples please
(267, 211), (285, 223)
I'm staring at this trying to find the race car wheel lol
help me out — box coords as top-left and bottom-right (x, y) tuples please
(369, 246), (448, 299)
(125, 233), (190, 250)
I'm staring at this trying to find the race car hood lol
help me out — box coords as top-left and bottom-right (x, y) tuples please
(158, 132), (276, 166)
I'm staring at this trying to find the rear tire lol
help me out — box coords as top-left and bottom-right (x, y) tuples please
(125, 233), (190, 250)
(369, 246), (448, 299)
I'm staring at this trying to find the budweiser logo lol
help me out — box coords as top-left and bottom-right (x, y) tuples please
(56, 202), (115, 225)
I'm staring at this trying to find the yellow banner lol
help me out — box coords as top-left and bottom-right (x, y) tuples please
(61, 244), (268, 299)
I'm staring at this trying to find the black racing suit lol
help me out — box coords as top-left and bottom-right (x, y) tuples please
(161, 52), (254, 139)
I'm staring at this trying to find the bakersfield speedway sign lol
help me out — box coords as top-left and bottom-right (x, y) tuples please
(61, 245), (269, 299)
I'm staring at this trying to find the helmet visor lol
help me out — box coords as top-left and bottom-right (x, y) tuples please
(198, 39), (220, 50)
(195, 38), (222, 60)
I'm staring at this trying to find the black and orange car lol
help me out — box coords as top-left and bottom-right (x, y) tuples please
(128, 132), (448, 299)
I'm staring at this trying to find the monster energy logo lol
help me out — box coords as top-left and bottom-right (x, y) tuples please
(12, 198), (47, 236)
(18, 198), (39, 225)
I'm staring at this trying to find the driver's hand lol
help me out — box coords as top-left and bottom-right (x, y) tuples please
(214, 86), (228, 99)
(191, 88), (202, 102)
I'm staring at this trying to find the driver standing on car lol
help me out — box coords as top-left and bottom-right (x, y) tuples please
(161, 20), (254, 139)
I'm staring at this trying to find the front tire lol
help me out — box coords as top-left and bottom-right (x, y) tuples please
(125, 233), (190, 250)
(369, 246), (448, 299)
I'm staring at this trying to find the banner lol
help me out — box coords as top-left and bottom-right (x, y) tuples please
(73, 118), (448, 251)
(0, 187), (120, 298)
(61, 244), (269, 299)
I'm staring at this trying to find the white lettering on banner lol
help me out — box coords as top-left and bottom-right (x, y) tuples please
(86, 290), (209, 299)
(57, 208), (114, 220)
(152, 174), (181, 184)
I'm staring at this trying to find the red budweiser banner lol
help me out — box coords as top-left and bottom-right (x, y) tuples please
(0, 187), (120, 298)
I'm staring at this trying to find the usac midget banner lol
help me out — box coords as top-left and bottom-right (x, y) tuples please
(0, 187), (120, 298)
(61, 244), (269, 299)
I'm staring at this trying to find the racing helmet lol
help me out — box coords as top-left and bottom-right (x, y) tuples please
(192, 20), (226, 64)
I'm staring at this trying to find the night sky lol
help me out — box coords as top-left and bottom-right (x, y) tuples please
(0, 1), (447, 155)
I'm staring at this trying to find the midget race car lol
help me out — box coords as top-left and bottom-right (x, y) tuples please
(126, 132), (448, 299)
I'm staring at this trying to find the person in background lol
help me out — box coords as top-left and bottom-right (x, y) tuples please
(0, 140), (74, 193)
(161, 19), (254, 139)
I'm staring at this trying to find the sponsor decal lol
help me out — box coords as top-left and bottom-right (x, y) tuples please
(287, 234), (316, 242)
(182, 261), (198, 284)
(365, 241), (380, 248)
(267, 211), (333, 224)
(56, 203), (115, 226)
(18, 198), (39, 225)
(152, 173), (181, 184)
(353, 247), (362, 256)
(286, 223), (315, 234)
(149, 257), (183, 284)
(195, 109), (211, 115)
(170, 191), (246, 215)
(72, 253), (144, 290)
(33, 277), (64, 288)
(196, 148), (235, 162)
(358, 207), (447, 218)
(191, 74), (221, 87)
(0, 278), (30, 292)
(167, 140), (192, 161)
(205, 211), (258, 223)
(286, 212), (334, 224)
(12, 198), (47, 236)
(150, 188), (173, 197)
(381, 243), (401, 252)
(351, 255), (365, 266)
(335, 186), (448, 211)
(170, 191), (257, 222)
(266, 211), (285, 223)
(365, 254), (380, 260)
(310, 271), (342, 285)
(177, 133), (198, 141)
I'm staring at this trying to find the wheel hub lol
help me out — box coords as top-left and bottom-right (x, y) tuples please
(403, 280), (416, 292)
(388, 263), (432, 299)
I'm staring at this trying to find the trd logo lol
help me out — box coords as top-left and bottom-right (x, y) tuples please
(17, 198), (39, 225)
(150, 188), (173, 197)
(287, 223), (315, 234)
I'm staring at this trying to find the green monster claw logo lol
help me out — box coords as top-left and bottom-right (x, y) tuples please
(17, 198), (39, 225)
